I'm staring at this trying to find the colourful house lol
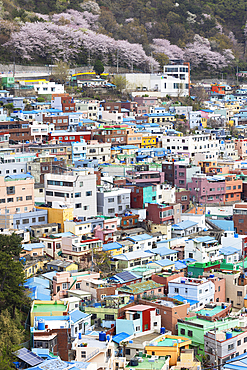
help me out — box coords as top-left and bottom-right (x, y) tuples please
(30, 300), (69, 326)
(145, 334), (191, 366)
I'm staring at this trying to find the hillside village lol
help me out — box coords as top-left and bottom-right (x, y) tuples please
(4, 61), (247, 370)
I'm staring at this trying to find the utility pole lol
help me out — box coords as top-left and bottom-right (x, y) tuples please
(117, 49), (119, 73)
(88, 50), (91, 69)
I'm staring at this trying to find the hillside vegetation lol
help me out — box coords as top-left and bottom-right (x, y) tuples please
(0, 0), (247, 73)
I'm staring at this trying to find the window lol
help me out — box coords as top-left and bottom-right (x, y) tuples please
(16, 196), (23, 202)
(81, 351), (86, 358)
(75, 203), (82, 209)
(26, 195), (32, 200)
(237, 291), (242, 296)
(188, 330), (193, 337)
(181, 328), (185, 335)
(7, 186), (15, 195)
(76, 283), (80, 289)
(244, 337), (247, 343)
(108, 208), (115, 214)
(108, 198), (114, 203)
(75, 192), (81, 198)
(38, 216), (45, 222)
(189, 253), (193, 258)
(105, 314), (114, 320)
(62, 283), (67, 289)
(7, 197), (13, 203)
(237, 340), (241, 346)
(47, 243), (52, 249)
(86, 191), (92, 196)
(22, 219), (29, 224)
(228, 344), (234, 351)
(174, 288), (179, 293)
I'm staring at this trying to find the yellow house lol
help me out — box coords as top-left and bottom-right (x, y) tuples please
(201, 117), (207, 127)
(24, 259), (46, 279)
(30, 300), (68, 326)
(145, 334), (191, 366)
(147, 113), (176, 123)
(36, 206), (73, 232)
(64, 220), (92, 236)
(141, 136), (157, 148)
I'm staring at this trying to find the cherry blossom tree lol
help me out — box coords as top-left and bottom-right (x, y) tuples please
(184, 34), (234, 70)
(152, 38), (184, 59)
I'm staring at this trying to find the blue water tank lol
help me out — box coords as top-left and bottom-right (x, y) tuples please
(79, 333), (82, 339)
(226, 332), (232, 339)
(38, 319), (45, 330)
(99, 332), (106, 341)
(209, 274), (215, 278)
(160, 327), (165, 334)
(106, 334), (110, 341)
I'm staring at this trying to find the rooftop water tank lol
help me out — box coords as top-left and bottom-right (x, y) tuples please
(226, 332), (232, 339)
(99, 332), (106, 341)
(38, 319), (45, 331)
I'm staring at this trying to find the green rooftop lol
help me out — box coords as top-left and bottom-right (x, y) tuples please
(119, 280), (163, 294)
(126, 357), (167, 370)
(196, 305), (225, 317)
(156, 338), (185, 347)
(32, 303), (67, 313)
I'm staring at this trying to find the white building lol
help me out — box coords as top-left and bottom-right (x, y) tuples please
(86, 140), (111, 163)
(45, 171), (97, 220)
(33, 81), (64, 95)
(162, 134), (219, 159)
(119, 65), (190, 97)
(97, 187), (131, 217)
(156, 184), (176, 204)
(184, 236), (223, 263)
(168, 276), (215, 307)
(189, 111), (202, 129)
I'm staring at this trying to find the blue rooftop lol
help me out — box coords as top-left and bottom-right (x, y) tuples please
(210, 219), (234, 231)
(23, 243), (45, 251)
(172, 295), (199, 306)
(147, 246), (178, 257)
(127, 234), (153, 242)
(5, 173), (34, 180)
(150, 259), (175, 267)
(192, 236), (217, 244)
(102, 242), (123, 251)
(172, 220), (198, 230)
(219, 246), (239, 256)
(112, 332), (130, 344)
(70, 310), (90, 323)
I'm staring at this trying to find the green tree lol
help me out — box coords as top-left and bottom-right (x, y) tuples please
(0, 252), (26, 318)
(51, 61), (70, 85)
(112, 75), (126, 93)
(37, 97), (45, 102)
(0, 309), (25, 370)
(94, 60), (104, 75)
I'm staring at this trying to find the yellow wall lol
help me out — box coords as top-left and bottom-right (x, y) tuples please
(30, 300), (66, 326)
(65, 262), (78, 272)
(145, 335), (191, 366)
(24, 260), (44, 279)
(36, 206), (73, 232)
(141, 136), (157, 148)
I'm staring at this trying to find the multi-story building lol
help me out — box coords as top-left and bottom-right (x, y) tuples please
(189, 111), (202, 129)
(168, 276), (215, 307)
(188, 173), (242, 204)
(162, 134), (219, 159)
(97, 186), (131, 217)
(204, 328), (247, 366)
(162, 161), (201, 187)
(51, 94), (76, 113)
(146, 203), (181, 224)
(45, 171), (97, 220)
(93, 125), (127, 144)
(116, 304), (161, 336)
(184, 236), (222, 263)
(233, 203), (247, 234)
(86, 140), (111, 163)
